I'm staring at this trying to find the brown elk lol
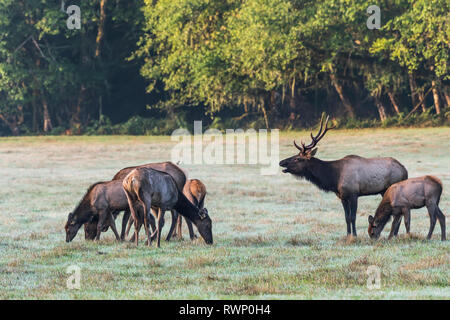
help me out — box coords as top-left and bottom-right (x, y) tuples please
(85, 161), (188, 241)
(166, 178), (207, 241)
(123, 178), (206, 242)
(368, 176), (446, 241)
(279, 115), (408, 237)
(122, 167), (213, 247)
(65, 180), (127, 242)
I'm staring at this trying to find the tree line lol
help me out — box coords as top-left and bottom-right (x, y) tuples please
(0, 0), (448, 136)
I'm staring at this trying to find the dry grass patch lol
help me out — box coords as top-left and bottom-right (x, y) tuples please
(233, 235), (271, 247)
(400, 255), (449, 271)
(348, 255), (383, 272)
(233, 225), (250, 232)
(286, 236), (314, 247)
(186, 255), (217, 268)
(223, 280), (289, 296)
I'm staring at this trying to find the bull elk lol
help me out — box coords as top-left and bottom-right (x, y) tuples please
(279, 115), (408, 237)
(368, 176), (446, 241)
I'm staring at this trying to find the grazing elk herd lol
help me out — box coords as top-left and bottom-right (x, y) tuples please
(65, 115), (446, 246)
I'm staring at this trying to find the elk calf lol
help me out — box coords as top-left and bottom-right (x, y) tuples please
(368, 176), (446, 241)
(65, 180), (128, 242)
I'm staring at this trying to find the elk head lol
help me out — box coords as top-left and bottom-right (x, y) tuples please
(195, 208), (213, 245)
(279, 114), (335, 175)
(367, 215), (381, 239)
(65, 210), (94, 242)
(65, 212), (82, 242)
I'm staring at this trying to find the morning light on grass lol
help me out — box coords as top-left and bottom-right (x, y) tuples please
(0, 128), (448, 299)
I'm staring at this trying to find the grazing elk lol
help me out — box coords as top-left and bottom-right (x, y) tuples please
(279, 115), (408, 237)
(85, 161), (188, 241)
(65, 180), (128, 242)
(123, 167), (213, 247)
(368, 176), (446, 241)
(166, 178), (207, 241)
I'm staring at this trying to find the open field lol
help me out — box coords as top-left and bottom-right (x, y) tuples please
(0, 128), (449, 299)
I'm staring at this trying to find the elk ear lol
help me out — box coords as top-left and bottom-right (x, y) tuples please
(368, 215), (374, 224)
(309, 148), (318, 157)
(199, 208), (209, 220)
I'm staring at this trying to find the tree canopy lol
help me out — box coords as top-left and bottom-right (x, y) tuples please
(0, 0), (448, 135)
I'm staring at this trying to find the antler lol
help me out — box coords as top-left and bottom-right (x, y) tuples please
(293, 114), (335, 154)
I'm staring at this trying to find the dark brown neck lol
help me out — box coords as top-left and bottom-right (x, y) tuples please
(303, 158), (339, 193)
(174, 191), (202, 224)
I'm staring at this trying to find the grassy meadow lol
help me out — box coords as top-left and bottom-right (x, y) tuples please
(0, 128), (449, 299)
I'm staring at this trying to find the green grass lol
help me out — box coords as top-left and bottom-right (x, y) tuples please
(0, 128), (449, 299)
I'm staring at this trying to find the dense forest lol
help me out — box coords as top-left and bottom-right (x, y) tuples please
(0, 0), (449, 136)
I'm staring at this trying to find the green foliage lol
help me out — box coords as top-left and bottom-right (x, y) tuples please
(0, 1), (449, 136)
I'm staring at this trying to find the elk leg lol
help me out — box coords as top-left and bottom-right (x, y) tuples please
(124, 190), (140, 246)
(148, 214), (157, 241)
(166, 210), (178, 241)
(402, 208), (411, 235)
(145, 208), (159, 245)
(185, 217), (197, 240)
(142, 201), (152, 247)
(96, 210), (108, 241)
(341, 199), (351, 236)
(426, 204), (437, 240)
(435, 206), (446, 241)
(388, 215), (401, 239)
(349, 196), (358, 237)
(176, 214), (183, 239)
(121, 209), (130, 241)
(108, 212), (121, 241)
(126, 214), (134, 241)
(156, 208), (165, 248)
(133, 219), (142, 246)
(393, 217), (402, 236)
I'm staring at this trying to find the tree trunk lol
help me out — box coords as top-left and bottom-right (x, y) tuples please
(71, 85), (86, 130)
(259, 97), (269, 129)
(408, 73), (426, 112)
(289, 79), (298, 122)
(408, 73), (418, 108)
(443, 88), (450, 108)
(387, 91), (400, 115)
(99, 95), (103, 121)
(95, 0), (108, 58)
(329, 72), (355, 117)
(42, 98), (52, 132)
(418, 90), (426, 112)
(0, 114), (19, 135)
(0, 105), (23, 135)
(375, 98), (387, 122)
(431, 81), (441, 115)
